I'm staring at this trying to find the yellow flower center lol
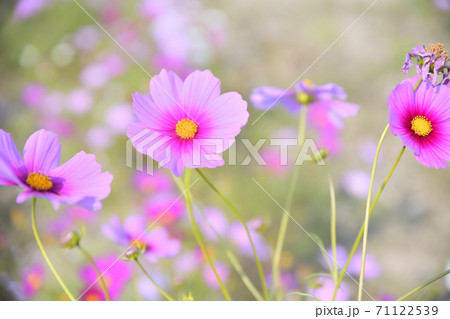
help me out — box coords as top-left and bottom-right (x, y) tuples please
(176, 118), (198, 139)
(26, 172), (53, 191)
(85, 293), (102, 301)
(411, 115), (433, 137)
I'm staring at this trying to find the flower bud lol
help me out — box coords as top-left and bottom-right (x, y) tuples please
(60, 230), (80, 249)
(122, 246), (141, 261)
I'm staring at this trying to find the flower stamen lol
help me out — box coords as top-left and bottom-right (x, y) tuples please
(411, 115), (433, 137)
(176, 118), (198, 139)
(426, 43), (448, 59)
(26, 172), (53, 191)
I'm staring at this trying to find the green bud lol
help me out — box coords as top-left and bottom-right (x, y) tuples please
(121, 246), (141, 261)
(60, 230), (80, 249)
(296, 92), (314, 105)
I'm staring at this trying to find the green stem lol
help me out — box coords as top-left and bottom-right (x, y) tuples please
(413, 77), (423, 91)
(31, 198), (76, 301)
(325, 165), (338, 283)
(77, 245), (111, 301)
(200, 209), (264, 301)
(358, 124), (390, 300)
(397, 269), (450, 301)
(271, 105), (308, 298)
(135, 259), (174, 301)
(183, 169), (232, 301)
(195, 168), (269, 301)
(333, 146), (405, 300)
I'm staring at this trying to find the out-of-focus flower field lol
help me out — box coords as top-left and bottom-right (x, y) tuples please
(0, 0), (449, 301)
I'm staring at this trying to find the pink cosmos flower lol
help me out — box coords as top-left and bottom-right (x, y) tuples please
(13, 0), (50, 21)
(79, 254), (132, 301)
(388, 76), (450, 168)
(126, 69), (249, 177)
(102, 215), (181, 263)
(202, 261), (229, 289)
(21, 264), (45, 299)
(21, 83), (47, 108)
(250, 80), (358, 155)
(144, 193), (184, 225)
(308, 275), (350, 301)
(0, 129), (113, 211)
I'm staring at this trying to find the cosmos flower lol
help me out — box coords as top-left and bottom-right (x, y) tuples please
(202, 261), (229, 289)
(126, 69), (249, 177)
(308, 275), (349, 301)
(79, 254), (132, 301)
(132, 171), (173, 194)
(319, 245), (381, 280)
(388, 76), (450, 169)
(21, 83), (47, 108)
(0, 129), (113, 210)
(403, 43), (449, 86)
(21, 264), (45, 299)
(13, 0), (50, 21)
(250, 80), (358, 155)
(144, 193), (184, 225)
(102, 215), (181, 263)
(228, 218), (270, 262)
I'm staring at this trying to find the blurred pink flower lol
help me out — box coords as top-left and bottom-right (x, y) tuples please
(197, 207), (229, 241)
(13, 0), (50, 21)
(341, 170), (370, 199)
(79, 254), (132, 300)
(228, 218), (270, 262)
(102, 215), (181, 263)
(202, 261), (229, 289)
(21, 264), (45, 299)
(67, 88), (93, 115)
(21, 83), (47, 108)
(47, 206), (97, 236)
(433, 0), (450, 11)
(72, 26), (101, 52)
(105, 103), (134, 134)
(85, 126), (113, 149)
(79, 63), (109, 89)
(144, 193), (184, 225)
(132, 171), (173, 194)
(308, 275), (350, 301)
(173, 250), (201, 284)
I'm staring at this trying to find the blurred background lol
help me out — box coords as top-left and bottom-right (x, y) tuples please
(0, 0), (449, 301)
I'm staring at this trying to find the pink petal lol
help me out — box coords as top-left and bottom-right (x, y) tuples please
(132, 92), (177, 131)
(50, 151), (113, 211)
(23, 129), (61, 174)
(181, 70), (221, 116)
(0, 129), (26, 186)
(149, 69), (184, 120)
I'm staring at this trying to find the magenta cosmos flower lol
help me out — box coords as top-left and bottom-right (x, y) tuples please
(126, 69), (249, 177)
(250, 80), (359, 155)
(0, 129), (113, 210)
(388, 76), (450, 169)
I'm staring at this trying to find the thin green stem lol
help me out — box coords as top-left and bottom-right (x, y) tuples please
(184, 169), (232, 301)
(413, 77), (423, 91)
(397, 269), (450, 301)
(358, 124), (390, 300)
(333, 146), (405, 300)
(201, 210), (264, 301)
(195, 168), (269, 300)
(271, 105), (308, 297)
(31, 198), (76, 301)
(77, 245), (111, 301)
(135, 259), (174, 301)
(325, 165), (338, 283)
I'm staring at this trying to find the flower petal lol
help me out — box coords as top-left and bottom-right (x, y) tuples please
(131, 92), (177, 131)
(181, 70), (221, 116)
(0, 129), (26, 186)
(23, 129), (61, 174)
(50, 151), (113, 211)
(149, 69), (184, 120)
(250, 86), (299, 113)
